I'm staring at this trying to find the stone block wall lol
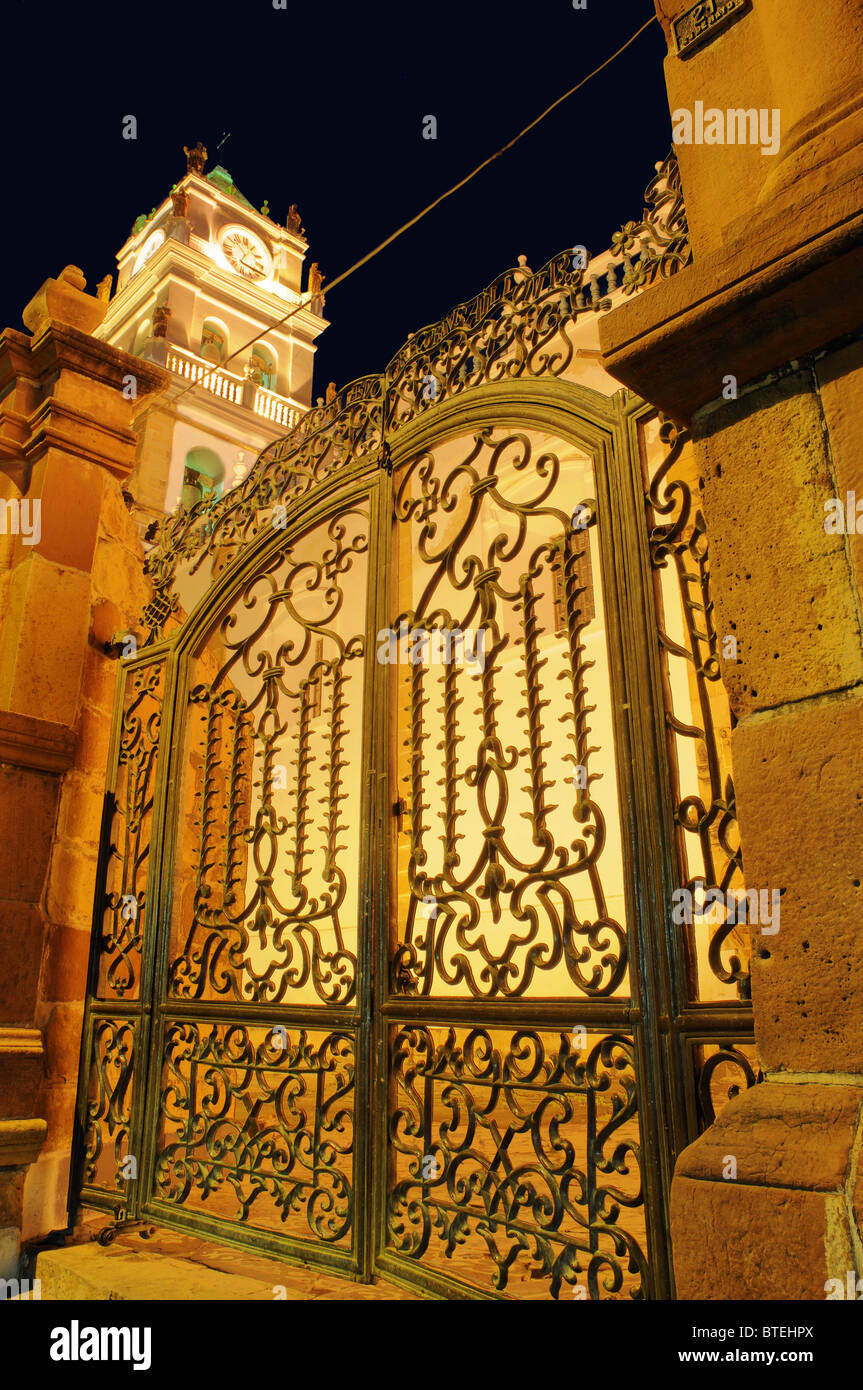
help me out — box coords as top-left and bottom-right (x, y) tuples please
(0, 267), (167, 1270)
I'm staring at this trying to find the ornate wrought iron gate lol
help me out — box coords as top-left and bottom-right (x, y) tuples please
(71, 195), (755, 1299)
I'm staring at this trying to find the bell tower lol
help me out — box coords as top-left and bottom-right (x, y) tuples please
(96, 142), (327, 537)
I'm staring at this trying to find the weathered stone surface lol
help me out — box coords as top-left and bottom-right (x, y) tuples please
(0, 765), (58, 901)
(45, 842), (99, 933)
(672, 1081), (863, 1297)
(91, 536), (151, 622)
(41, 924), (91, 1004)
(816, 337), (863, 611)
(0, 905), (44, 1025)
(697, 374), (863, 718)
(732, 690), (863, 1071)
(56, 770), (107, 848)
(0, 1169), (25, 1224)
(0, 1118), (46, 1168)
(0, 555), (90, 724)
(35, 1237), (419, 1301)
(81, 638), (121, 714)
(41, 1003), (84, 1086)
(29, 454), (106, 574)
(0, 1051), (43, 1119)
(676, 1082), (863, 1189)
(671, 1176), (843, 1300)
(73, 701), (112, 781)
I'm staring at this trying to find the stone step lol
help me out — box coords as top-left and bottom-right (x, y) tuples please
(33, 1234), (419, 1301)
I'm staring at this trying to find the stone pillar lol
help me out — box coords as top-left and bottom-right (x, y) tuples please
(600, 0), (863, 1298)
(0, 267), (168, 1269)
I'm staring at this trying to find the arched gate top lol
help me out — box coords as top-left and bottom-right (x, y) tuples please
(141, 151), (691, 645)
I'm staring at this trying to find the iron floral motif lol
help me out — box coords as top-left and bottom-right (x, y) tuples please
(610, 150), (692, 295)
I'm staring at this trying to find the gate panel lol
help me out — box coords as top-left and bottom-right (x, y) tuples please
(152, 1021), (355, 1245)
(75, 658), (168, 1216)
(139, 493), (379, 1270)
(379, 423), (652, 1297)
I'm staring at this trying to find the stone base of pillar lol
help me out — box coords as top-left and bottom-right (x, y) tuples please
(0, 1117), (47, 1278)
(671, 1081), (863, 1299)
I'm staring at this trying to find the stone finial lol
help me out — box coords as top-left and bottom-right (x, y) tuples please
(22, 266), (108, 337)
(59, 265), (87, 291)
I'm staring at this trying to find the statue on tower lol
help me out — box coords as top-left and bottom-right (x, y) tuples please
(308, 261), (325, 314)
(171, 185), (191, 218)
(286, 204), (305, 236)
(152, 305), (172, 338)
(96, 274), (113, 303)
(183, 141), (207, 175)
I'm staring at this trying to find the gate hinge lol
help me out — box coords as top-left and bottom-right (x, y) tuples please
(91, 1217), (157, 1248)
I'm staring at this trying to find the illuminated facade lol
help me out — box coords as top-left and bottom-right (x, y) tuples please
(96, 150), (326, 537)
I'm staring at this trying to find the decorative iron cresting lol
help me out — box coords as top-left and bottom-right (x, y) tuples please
(611, 151), (693, 296)
(141, 153), (691, 643)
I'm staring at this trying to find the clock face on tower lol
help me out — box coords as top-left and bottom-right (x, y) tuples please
(219, 227), (272, 282)
(133, 229), (165, 274)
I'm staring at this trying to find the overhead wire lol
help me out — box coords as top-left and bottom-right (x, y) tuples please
(163, 11), (659, 411)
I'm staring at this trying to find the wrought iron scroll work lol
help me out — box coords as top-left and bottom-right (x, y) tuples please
(141, 153), (691, 646)
(155, 1023), (354, 1244)
(646, 417), (748, 994)
(83, 1019), (136, 1193)
(99, 662), (164, 998)
(388, 1027), (647, 1299)
(168, 510), (368, 1007)
(390, 431), (625, 1000)
(695, 1041), (762, 1128)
